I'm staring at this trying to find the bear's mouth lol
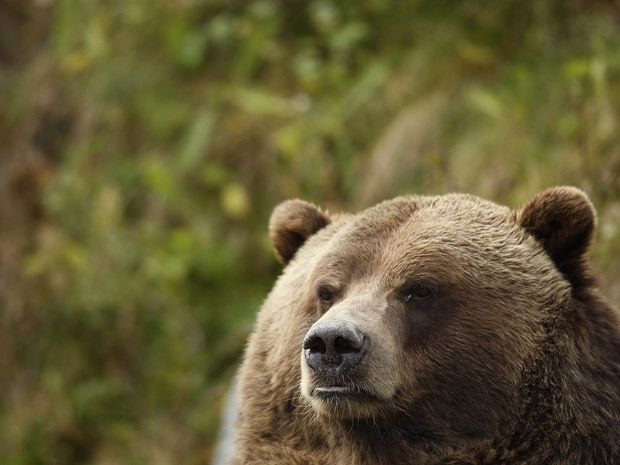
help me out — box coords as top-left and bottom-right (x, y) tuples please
(313, 384), (377, 401)
(304, 377), (386, 418)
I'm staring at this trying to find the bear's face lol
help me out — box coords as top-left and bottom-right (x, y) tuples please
(269, 188), (596, 436)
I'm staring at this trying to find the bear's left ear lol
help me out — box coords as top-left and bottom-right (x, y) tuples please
(269, 199), (331, 266)
(516, 186), (597, 287)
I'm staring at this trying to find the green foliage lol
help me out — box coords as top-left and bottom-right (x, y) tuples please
(1, 1), (620, 464)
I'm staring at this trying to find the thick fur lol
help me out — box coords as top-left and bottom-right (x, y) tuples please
(232, 187), (620, 465)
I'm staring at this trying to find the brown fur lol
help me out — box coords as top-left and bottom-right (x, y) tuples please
(233, 187), (620, 465)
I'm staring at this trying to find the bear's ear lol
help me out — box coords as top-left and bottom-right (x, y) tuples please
(516, 186), (597, 287)
(269, 199), (331, 265)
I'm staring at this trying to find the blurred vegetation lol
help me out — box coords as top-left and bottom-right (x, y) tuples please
(1, 1), (620, 464)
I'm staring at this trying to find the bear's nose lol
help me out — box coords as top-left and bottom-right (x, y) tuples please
(303, 320), (367, 375)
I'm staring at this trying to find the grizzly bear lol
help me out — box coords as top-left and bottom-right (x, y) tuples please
(231, 187), (620, 465)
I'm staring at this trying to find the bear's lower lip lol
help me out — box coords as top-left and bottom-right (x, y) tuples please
(314, 386), (375, 400)
(315, 386), (352, 395)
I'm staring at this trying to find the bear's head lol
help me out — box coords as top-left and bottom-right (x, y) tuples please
(268, 187), (596, 440)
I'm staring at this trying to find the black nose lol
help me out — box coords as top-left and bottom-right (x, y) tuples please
(303, 320), (367, 375)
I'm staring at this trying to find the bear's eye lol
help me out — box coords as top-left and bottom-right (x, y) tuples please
(402, 284), (433, 303)
(317, 285), (335, 304)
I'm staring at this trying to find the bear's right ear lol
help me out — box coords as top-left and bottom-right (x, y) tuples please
(269, 199), (331, 265)
(516, 186), (597, 288)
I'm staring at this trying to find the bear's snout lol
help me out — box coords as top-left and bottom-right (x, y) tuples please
(303, 320), (368, 375)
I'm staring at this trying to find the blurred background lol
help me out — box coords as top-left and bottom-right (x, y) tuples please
(1, 1), (620, 464)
